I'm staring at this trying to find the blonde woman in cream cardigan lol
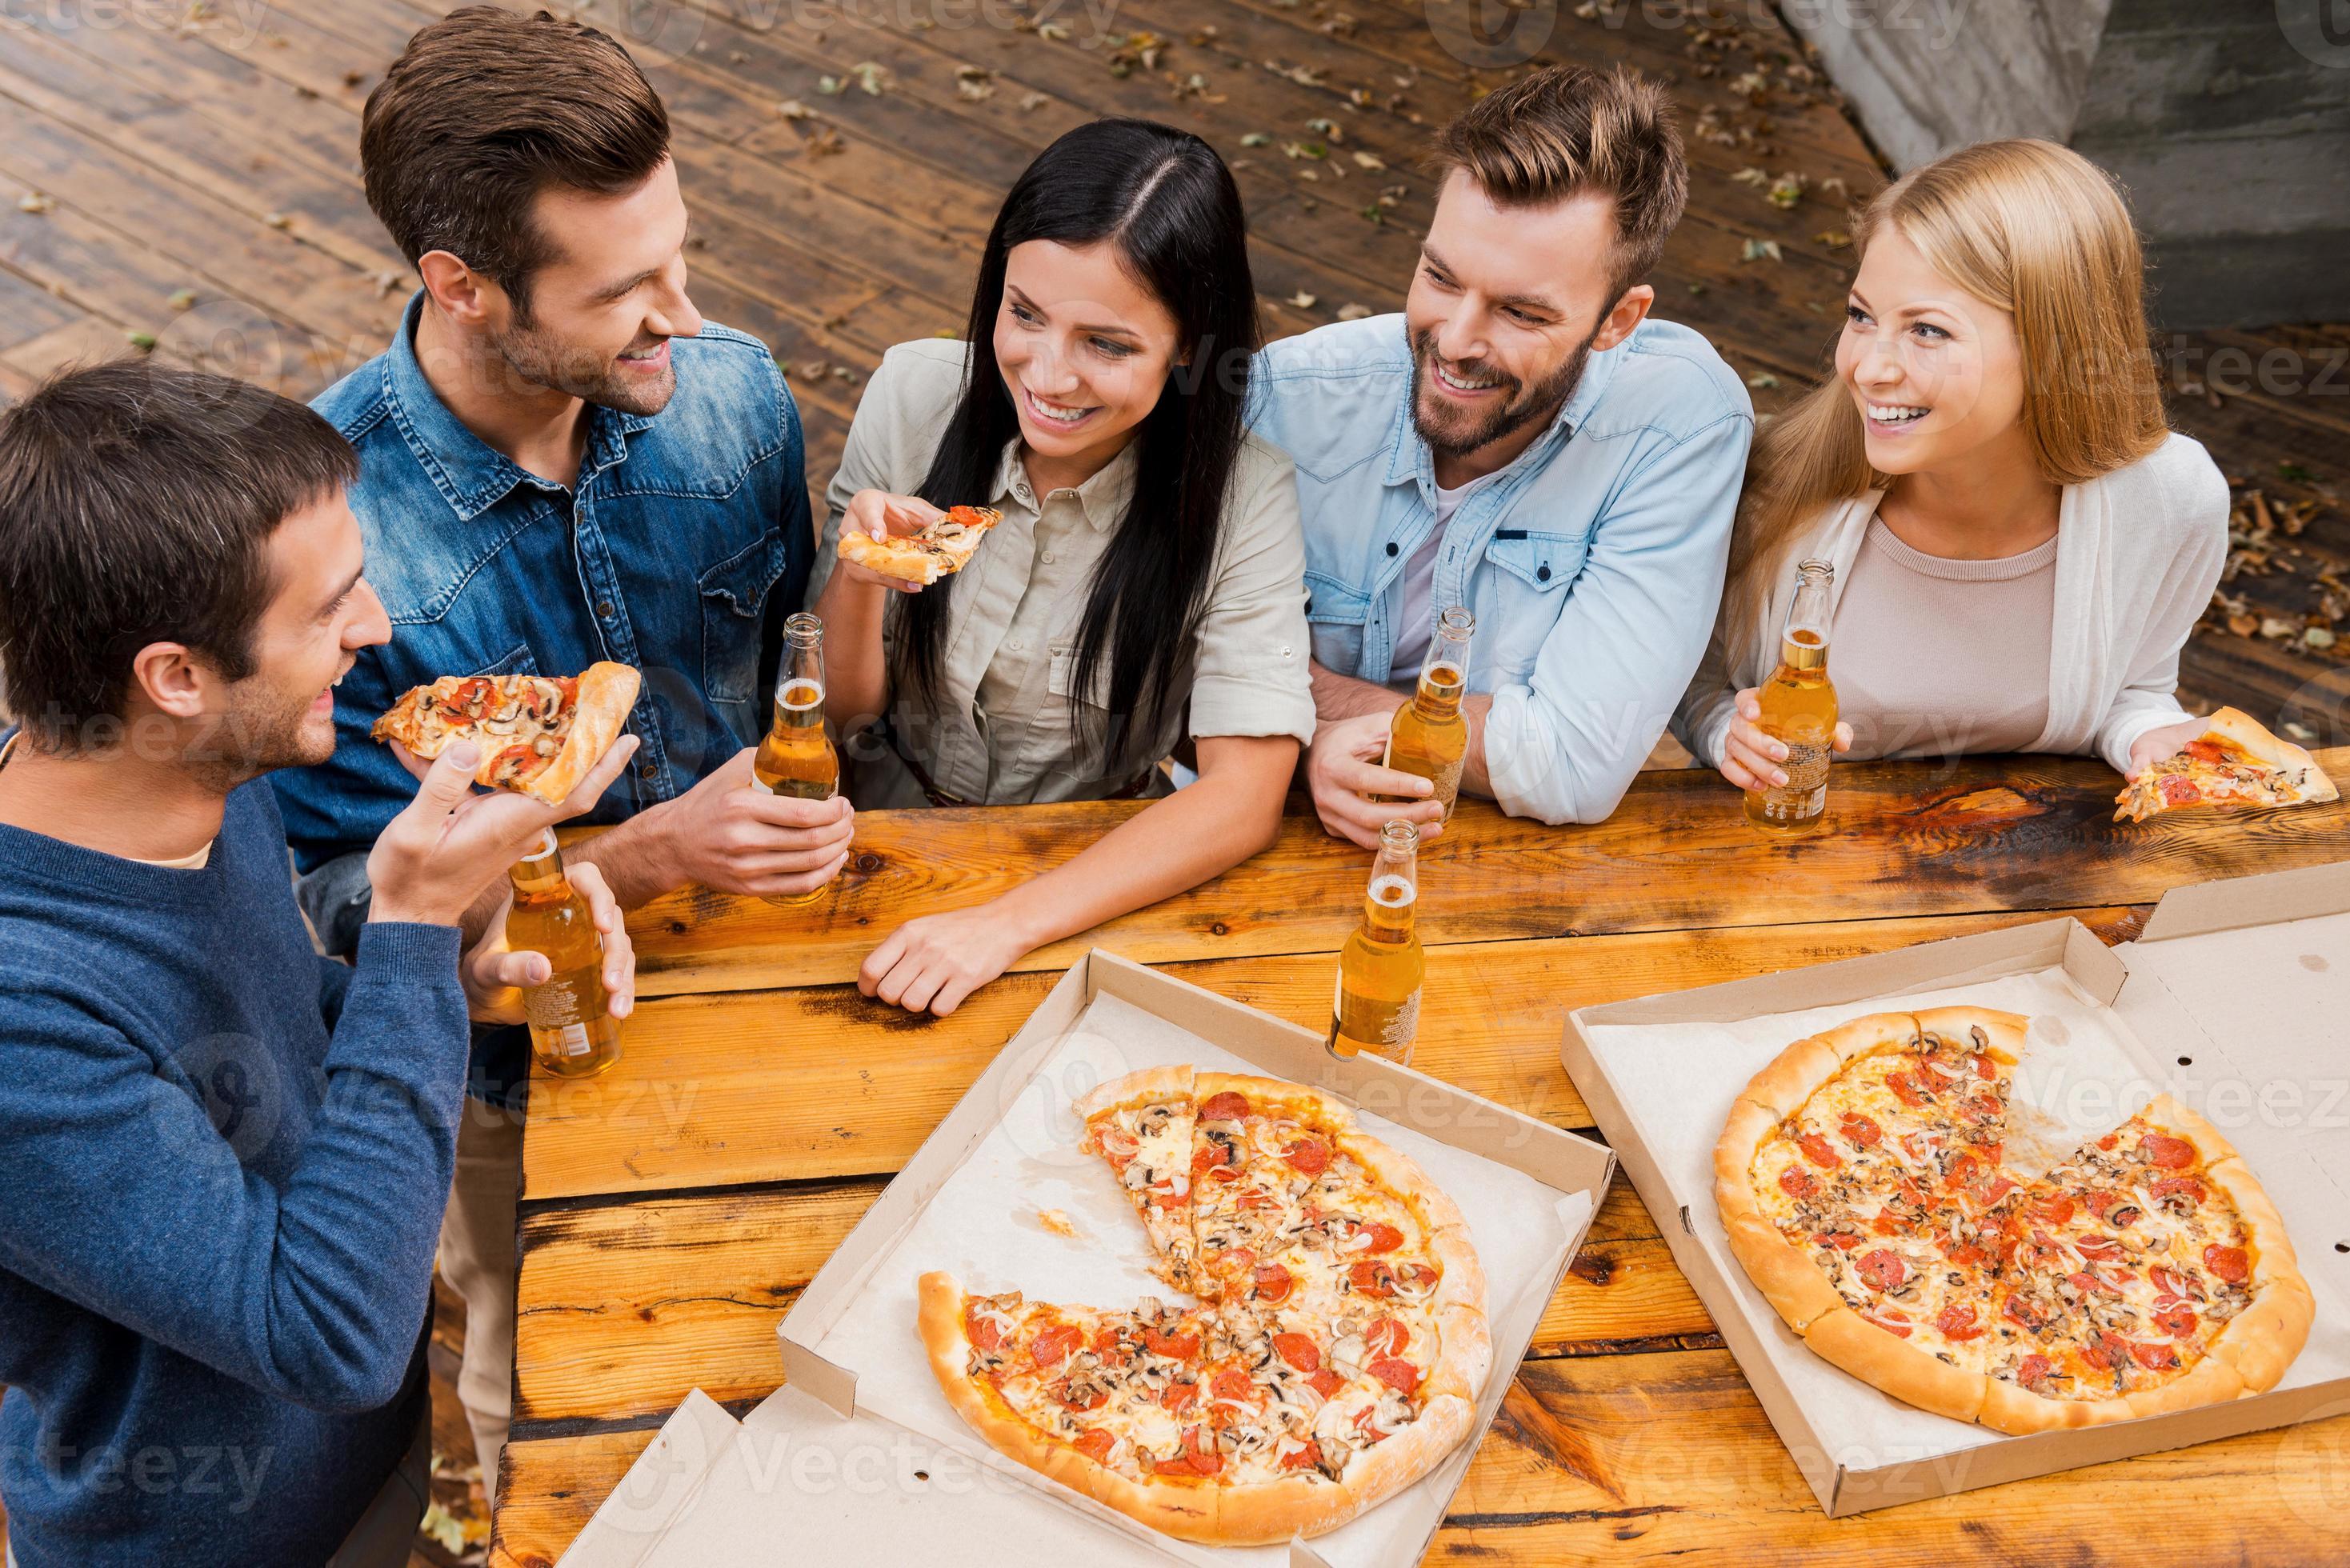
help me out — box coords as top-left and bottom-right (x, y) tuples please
(1674, 139), (2227, 789)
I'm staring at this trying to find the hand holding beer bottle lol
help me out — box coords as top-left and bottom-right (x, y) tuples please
(751, 612), (844, 907)
(1731, 560), (1848, 834)
(1382, 606), (1475, 822)
(502, 831), (630, 1077)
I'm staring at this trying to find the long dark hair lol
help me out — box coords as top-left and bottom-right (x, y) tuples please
(898, 118), (1259, 754)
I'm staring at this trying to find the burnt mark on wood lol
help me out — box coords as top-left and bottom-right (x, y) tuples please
(1491, 1377), (1625, 1501)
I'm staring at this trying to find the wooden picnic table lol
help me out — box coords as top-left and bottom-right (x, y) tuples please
(491, 748), (2350, 1566)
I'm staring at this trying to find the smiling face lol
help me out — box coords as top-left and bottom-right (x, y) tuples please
(1404, 172), (1650, 477)
(1836, 224), (2030, 478)
(487, 157), (703, 415)
(214, 490), (390, 777)
(991, 238), (1183, 481)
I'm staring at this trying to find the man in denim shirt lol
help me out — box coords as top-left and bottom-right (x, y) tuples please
(272, 10), (850, 1505)
(1251, 67), (1752, 842)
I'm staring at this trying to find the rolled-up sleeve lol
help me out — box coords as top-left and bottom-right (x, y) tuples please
(1187, 437), (1317, 746)
(1485, 411), (1750, 822)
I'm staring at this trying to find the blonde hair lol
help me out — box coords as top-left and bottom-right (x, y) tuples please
(1725, 139), (2169, 660)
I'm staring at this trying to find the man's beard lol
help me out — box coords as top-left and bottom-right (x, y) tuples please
(1409, 322), (1599, 462)
(185, 682), (335, 791)
(491, 314), (677, 418)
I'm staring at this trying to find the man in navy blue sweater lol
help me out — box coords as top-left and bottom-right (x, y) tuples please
(0, 362), (639, 1566)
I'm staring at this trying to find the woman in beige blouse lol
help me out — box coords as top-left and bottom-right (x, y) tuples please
(808, 120), (1314, 1016)
(1674, 139), (2227, 785)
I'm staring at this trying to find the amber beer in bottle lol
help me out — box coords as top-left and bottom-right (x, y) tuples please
(1745, 559), (1839, 836)
(1327, 821), (1425, 1065)
(507, 830), (623, 1078)
(751, 612), (839, 906)
(1383, 606), (1475, 822)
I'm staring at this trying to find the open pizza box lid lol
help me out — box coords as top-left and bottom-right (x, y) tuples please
(557, 950), (1613, 1567)
(1560, 858), (2350, 1518)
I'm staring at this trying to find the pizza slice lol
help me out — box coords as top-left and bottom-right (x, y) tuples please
(836, 503), (1003, 586)
(371, 662), (639, 803)
(1077, 1066), (1201, 1297)
(2114, 706), (2336, 822)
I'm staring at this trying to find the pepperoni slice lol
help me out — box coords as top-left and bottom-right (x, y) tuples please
(2150, 1265), (2196, 1304)
(2097, 1133), (2120, 1151)
(2158, 774), (2200, 806)
(2067, 1270), (2122, 1299)
(1060, 1382), (1107, 1411)
(1971, 1052), (1998, 1081)
(1936, 1302), (1984, 1341)
(2001, 1294), (2045, 1332)
(2128, 1339), (2180, 1373)
(1779, 1167), (1820, 1201)
(1820, 1230), (1865, 1252)
(1237, 1190), (1281, 1212)
(1032, 1324), (1082, 1370)
(2072, 1234), (2124, 1262)
(1365, 1317), (1409, 1358)
(1359, 1222), (1405, 1254)
(1856, 1249), (1908, 1292)
(1797, 1133), (1842, 1169)
(1940, 1240), (1990, 1269)
(1191, 1142), (1230, 1174)
(1980, 1176), (2018, 1207)
(1253, 1264), (1294, 1304)
(1273, 1332), (1320, 1372)
(1367, 1357), (1420, 1394)
(2079, 1187), (2117, 1218)
(2030, 1191), (2076, 1226)
(1305, 1367), (1345, 1400)
(1859, 1306), (1913, 1338)
(1279, 1439), (1323, 1473)
(1212, 1367), (1255, 1401)
(1839, 1112), (1883, 1148)
(1284, 1137), (1332, 1175)
(2148, 1176), (2206, 1204)
(2106, 1204), (2143, 1230)
(2016, 1353), (2055, 1392)
(1074, 1429), (1116, 1462)
(1944, 1151), (1980, 1188)
(1404, 1263), (1439, 1287)
(1144, 1327), (1201, 1359)
(1162, 1379), (1199, 1412)
(2082, 1331), (2129, 1372)
(1349, 1261), (1395, 1298)
(1956, 1093), (2000, 1125)
(1886, 1070), (1928, 1109)
(968, 1311), (1003, 1352)
(2140, 1133), (2196, 1169)
(1220, 1246), (1258, 1274)
(1199, 1090), (1249, 1122)
(2153, 1304), (2199, 1339)
(2204, 1244), (2250, 1283)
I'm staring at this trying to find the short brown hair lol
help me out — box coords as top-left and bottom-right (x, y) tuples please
(1430, 65), (1688, 302)
(0, 362), (357, 751)
(362, 6), (670, 316)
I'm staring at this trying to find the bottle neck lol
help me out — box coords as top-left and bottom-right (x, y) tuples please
(1779, 627), (1829, 672)
(509, 831), (569, 898)
(1412, 658), (1466, 720)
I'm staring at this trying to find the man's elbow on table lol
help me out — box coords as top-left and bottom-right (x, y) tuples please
(1480, 686), (1653, 827)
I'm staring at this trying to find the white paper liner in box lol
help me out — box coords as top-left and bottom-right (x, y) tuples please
(801, 991), (1589, 1566)
(1578, 964), (2350, 1474)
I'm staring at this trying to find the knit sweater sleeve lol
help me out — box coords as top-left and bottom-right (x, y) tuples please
(0, 922), (468, 1414)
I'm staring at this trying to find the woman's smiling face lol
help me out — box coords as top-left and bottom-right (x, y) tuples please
(991, 238), (1184, 474)
(1836, 224), (2029, 478)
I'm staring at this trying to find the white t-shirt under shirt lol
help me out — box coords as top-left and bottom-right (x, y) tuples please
(1387, 474), (1483, 685)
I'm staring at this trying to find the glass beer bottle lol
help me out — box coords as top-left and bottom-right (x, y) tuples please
(1745, 558), (1839, 836)
(1327, 821), (1425, 1065)
(1383, 606), (1475, 822)
(751, 612), (840, 907)
(507, 830), (623, 1078)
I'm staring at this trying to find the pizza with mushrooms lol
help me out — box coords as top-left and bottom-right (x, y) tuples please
(370, 662), (639, 804)
(918, 1067), (1489, 1545)
(837, 503), (1002, 585)
(1715, 1006), (2312, 1434)
(2115, 706), (2336, 822)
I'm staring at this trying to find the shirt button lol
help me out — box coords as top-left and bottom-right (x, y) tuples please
(1385, 542), (1399, 557)
(639, 762), (657, 778)
(1007, 638), (1025, 653)
(597, 600), (616, 618)
(1536, 565), (1551, 582)
(1041, 550), (1056, 565)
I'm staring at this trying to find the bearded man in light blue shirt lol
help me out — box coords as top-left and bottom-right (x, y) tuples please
(1251, 65), (1753, 842)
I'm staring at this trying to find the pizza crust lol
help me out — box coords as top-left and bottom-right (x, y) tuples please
(1720, 1209), (1844, 1332)
(1733, 1034), (1842, 1118)
(2143, 1094), (2243, 1173)
(1813, 1011), (1922, 1068)
(2124, 1350), (2246, 1418)
(1977, 1376), (2136, 1434)
(522, 662), (639, 804)
(915, 1273), (1114, 1508)
(1800, 1307), (1988, 1424)
(1911, 1005), (2027, 1061)
(1074, 1063), (1194, 1123)
(2205, 707), (2337, 799)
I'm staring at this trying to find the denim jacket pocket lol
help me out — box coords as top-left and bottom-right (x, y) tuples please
(1483, 530), (1585, 593)
(699, 530), (789, 707)
(471, 642), (539, 679)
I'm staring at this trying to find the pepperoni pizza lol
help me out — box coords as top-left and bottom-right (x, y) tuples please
(919, 1068), (1490, 1545)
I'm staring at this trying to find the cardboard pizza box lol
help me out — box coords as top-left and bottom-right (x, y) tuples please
(1561, 858), (2350, 1517)
(558, 949), (1613, 1567)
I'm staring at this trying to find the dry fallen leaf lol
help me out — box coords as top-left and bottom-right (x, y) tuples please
(1336, 303), (1372, 322)
(18, 191), (54, 214)
(167, 289), (197, 311)
(125, 330), (157, 352)
(1287, 290), (1318, 309)
(775, 99), (813, 121)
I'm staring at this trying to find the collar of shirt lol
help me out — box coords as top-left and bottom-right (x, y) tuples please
(381, 291), (655, 521)
(989, 434), (1139, 531)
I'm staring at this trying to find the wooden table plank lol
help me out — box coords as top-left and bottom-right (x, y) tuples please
(510, 1170), (1713, 1431)
(490, 1357), (2350, 1568)
(522, 905), (2145, 1202)
(608, 748), (2350, 998)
